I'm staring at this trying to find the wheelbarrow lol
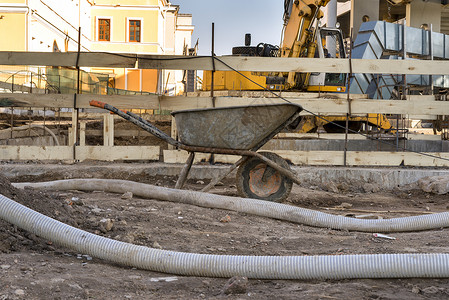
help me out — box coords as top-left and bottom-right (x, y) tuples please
(89, 100), (303, 202)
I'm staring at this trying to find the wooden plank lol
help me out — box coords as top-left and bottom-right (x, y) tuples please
(163, 150), (238, 164)
(1, 145), (447, 166)
(75, 146), (159, 161)
(275, 133), (442, 141)
(1, 93), (448, 117)
(138, 56), (449, 75)
(0, 145), (159, 161)
(60, 112), (172, 121)
(159, 95), (448, 116)
(103, 114), (114, 146)
(0, 94), (159, 109)
(79, 122), (86, 147)
(277, 151), (449, 167)
(0, 51), (136, 68)
(163, 150), (449, 167)
(1, 52), (449, 75)
(0, 146), (73, 160)
(187, 91), (369, 99)
(70, 110), (78, 146)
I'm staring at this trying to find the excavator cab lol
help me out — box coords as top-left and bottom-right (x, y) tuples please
(307, 27), (347, 93)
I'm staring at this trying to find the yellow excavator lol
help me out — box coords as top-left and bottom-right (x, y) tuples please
(203, 0), (394, 133)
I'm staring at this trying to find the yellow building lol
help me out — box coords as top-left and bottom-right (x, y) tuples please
(0, 0), (28, 52)
(0, 0), (193, 95)
(90, 0), (194, 94)
(0, 0), (94, 92)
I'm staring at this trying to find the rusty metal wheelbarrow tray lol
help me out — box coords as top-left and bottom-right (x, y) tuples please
(172, 103), (301, 150)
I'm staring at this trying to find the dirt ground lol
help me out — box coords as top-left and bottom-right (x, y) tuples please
(1, 167), (449, 299)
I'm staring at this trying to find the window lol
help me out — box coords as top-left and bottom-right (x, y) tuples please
(129, 20), (141, 42)
(98, 19), (110, 41)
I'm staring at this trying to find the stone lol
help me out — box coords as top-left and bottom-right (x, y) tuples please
(152, 241), (162, 249)
(221, 276), (248, 295)
(362, 183), (380, 193)
(92, 208), (103, 214)
(220, 215), (231, 223)
(418, 176), (449, 195)
(340, 202), (353, 209)
(68, 283), (83, 290)
(14, 289), (25, 296)
(99, 218), (114, 231)
(121, 192), (133, 200)
(323, 181), (339, 193)
(422, 286), (439, 294)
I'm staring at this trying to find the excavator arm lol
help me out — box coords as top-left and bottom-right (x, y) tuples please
(280, 0), (330, 88)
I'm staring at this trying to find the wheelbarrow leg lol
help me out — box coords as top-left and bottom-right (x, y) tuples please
(201, 156), (248, 193)
(175, 152), (195, 189)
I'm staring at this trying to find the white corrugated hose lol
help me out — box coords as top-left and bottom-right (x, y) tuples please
(13, 179), (449, 233)
(1, 192), (449, 279)
(5, 179), (449, 280)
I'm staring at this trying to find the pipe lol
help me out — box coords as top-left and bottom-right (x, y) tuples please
(2, 125), (60, 146)
(13, 179), (449, 233)
(2, 192), (449, 279)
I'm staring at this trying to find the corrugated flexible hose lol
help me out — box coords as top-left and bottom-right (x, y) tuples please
(2, 179), (448, 279)
(13, 179), (449, 233)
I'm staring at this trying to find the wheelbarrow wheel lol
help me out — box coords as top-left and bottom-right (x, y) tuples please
(236, 152), (293, 202)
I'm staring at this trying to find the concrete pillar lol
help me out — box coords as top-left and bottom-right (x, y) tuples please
(350, 0), (380, 37)
(326, 0), (338, 56)
(326, 0), (338, 28)
(406, 0), (441, 32)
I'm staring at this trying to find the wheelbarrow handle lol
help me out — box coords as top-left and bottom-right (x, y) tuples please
(89, 100), (106, 109)
(90, 100), (127, 115)
(89, 99), (182, 148)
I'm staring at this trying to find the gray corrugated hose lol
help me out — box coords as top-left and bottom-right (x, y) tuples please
(1, 192), (449, 279)
(13, 179), (449, 233)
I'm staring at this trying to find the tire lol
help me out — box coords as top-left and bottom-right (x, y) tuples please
(236, 152), (293, 202)
(232, 46), (258, 56)
(323, 121), (363, 133)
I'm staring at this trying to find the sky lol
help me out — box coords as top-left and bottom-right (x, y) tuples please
(171, 0), (284, 56)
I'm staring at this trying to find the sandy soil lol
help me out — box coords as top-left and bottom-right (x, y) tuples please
(1, 170), (449, 299)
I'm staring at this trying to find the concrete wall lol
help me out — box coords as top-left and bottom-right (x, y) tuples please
(406, 0), (442, 32)
(350, 0), (380, 37)
(263, 139), (449, 153)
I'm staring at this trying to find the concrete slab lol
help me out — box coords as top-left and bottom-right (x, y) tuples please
(1, 162), (448, 191)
